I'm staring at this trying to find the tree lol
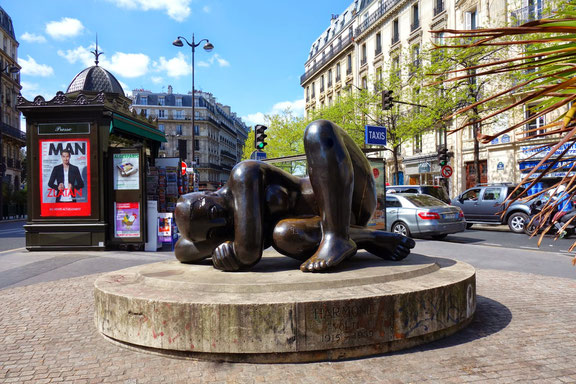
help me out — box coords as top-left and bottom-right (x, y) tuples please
(429, 3), (576, 252)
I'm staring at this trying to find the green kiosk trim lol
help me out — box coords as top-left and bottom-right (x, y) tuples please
(110, 113), (167, 143)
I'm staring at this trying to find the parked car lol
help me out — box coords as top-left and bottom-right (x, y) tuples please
(385, 193), (466, 240)
(386, 185), (450, 204)
(451, 184), (531, 233)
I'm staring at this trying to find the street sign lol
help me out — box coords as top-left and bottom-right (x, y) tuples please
(250, 150), (267, 161)
(365, 125), (387, 146)
(441, 165), (453, 178)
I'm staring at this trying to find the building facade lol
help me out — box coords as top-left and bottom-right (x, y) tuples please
(131, 87), (249, 190)
(0, 6), (24, 219)
(302, 0), (560, 197)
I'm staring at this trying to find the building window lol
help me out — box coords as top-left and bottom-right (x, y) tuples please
(347, 54), (352, 74)
(392, 18), (400, 44)
(320, 75), (325, 92)
(410, 45), (421, 75)
(141, 97), (147, 105)
(159, 124), (165, 132)
(176, 98), (182, 107)
(158, 109), (166, 118)
(411, 3), (420, 32)
(194, 125), (199, 135)
(466, 9), (478, 30)
(413, 134), (422, 153)
(525, 105), (546, 137)
(194, 139), (200, 151)
(311, 82), (316, 98)
(375, 67), (382, 91)
(392, 56), (400, 79)
(176, 110), (184, 119)
(361, 44), (367, 66)
(306, 86), (310, 101)
(336, 62), (341, 81)
(328, 69), (332, 87)
(362, 76), (368, 90)
(375, 32), (382, 55)
(159, 97), (165, 106)
(434, 0), (444, 16)
(176, 125), (183, 135)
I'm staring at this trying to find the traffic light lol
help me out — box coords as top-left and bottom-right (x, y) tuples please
(254, 124), (268, 150)
(438, 146), (448, 166)
(382, 90), (394, 110)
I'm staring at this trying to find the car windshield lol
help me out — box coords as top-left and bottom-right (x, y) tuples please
(421, 187), (449, 202)
(401, 194), (447, 207)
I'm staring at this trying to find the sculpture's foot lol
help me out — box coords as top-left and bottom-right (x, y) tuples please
(300, 235), (357, 272)
(363, 234), (415, 262)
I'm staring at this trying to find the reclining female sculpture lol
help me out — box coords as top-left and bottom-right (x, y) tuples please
(174, 119), (415, 272)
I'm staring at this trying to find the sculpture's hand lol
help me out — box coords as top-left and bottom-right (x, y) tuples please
(212, 241), (241, 271)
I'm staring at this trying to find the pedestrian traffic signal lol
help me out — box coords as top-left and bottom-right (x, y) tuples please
(254, 124), (268, 150)
(382, 90), (394, 110)
(438, 146), (448, 166)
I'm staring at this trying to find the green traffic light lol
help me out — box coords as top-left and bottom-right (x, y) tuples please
(440, 160), (447, 166)
(257, 143), (264, 149)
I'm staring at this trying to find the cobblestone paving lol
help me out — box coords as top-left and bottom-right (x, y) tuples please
(1, 269), (575, 383)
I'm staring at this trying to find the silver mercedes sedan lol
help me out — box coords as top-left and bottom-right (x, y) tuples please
(385, 193), (466, 240)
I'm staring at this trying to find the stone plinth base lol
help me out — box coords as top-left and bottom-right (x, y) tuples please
(94, 251), (476, 363)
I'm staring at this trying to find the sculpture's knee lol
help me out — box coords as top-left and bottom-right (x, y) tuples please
(304, 120), (338, 149)
(175, 193), (192, 240)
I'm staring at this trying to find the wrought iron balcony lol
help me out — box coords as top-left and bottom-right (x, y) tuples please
(0, 122), (26, 142)
(510, 4), (544, 26)
(355, 0), (402, 37)
(300, 34), (353, 85)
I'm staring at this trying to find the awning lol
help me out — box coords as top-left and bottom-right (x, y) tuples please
(109, 113), (166, 143)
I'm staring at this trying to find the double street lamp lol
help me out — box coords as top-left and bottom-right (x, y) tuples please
(0, 60), (20, 220)
(172, 34), (213, 185)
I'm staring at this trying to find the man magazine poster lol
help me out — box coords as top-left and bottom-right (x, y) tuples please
(39, 139), (91, 217)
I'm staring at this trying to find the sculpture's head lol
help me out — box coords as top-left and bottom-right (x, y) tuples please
(175, 191), (231, 243)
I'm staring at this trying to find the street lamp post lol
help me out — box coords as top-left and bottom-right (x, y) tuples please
(173, 34), (213, 191)
(0, 59), (20, 220)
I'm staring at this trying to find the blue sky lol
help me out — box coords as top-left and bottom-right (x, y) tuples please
(3, 0), (352, 128)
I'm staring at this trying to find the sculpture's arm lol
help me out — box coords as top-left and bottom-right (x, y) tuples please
(212, 162), (264, 271)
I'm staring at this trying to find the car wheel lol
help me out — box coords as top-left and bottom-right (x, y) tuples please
(508, 212), (529, 233)
(431, 234), (448, 240)
(392, 222), (411, 237)
(466, 223), (474, 229)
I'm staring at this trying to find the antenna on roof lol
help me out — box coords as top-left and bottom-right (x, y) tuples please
(91, 34), (104, 66)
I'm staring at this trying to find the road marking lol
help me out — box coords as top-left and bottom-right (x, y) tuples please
(520, 246), (541, 250)
(0, 247), (25, 254)
(482, 243), (502, 247)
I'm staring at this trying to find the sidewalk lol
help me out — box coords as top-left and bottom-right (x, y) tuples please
(1, 247), (576, 383)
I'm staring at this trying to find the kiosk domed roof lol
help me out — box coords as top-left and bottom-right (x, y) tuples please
(66, 65), (124, 95)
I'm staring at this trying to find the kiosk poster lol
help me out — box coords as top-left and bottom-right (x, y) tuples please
(113, 153), (139, 190)
(367, 160), (385, 230)
(114, 202), (140, 238)
(39, 139), (91, 217)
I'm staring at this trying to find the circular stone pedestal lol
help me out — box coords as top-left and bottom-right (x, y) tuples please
(94, 251), (476, 363)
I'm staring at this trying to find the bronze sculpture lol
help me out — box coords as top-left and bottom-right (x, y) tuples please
(174, 120), (415, 272)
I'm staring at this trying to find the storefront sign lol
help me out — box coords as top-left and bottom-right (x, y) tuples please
(113, 153), (140, 190)
(418, 162), (431, 173)
(520, 143), (576, 159)
(114, 202), (140, 238)
(39, 139), (91, 217)
(38, 123), (90, 135)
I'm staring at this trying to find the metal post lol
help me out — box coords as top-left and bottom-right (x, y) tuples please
(191, 33), (196, 169)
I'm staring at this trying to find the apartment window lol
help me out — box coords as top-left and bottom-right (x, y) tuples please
(194, 139), (200, 151)
(347, 54), (352, 74)
(176, 98), (182, 107)
(306, 86), (310, 101)
(392, 56), (400, 79)
(525, 105), (546, 137)
(413, 134), (422, 153)
(141, 97), (148, 105)
(176, 125), (183, 135)
(159, 96), (165, 106)
(375, 67), (383, 91)
(361, 44), (367, 66)
(320, 75), (325, 92)
(311, 82), (316, 98)
(434, 0), (444, 16)
(336, 63), (341, 81)
(328, 69), (333, 87)
(375, 33), (382, 55)
(362, 76), (368, 90)
(392, 19), (400, 44)
(176, 110), (184, 119)
(466, 9), (478, 30)
(158, 124), (165, 132)
(411, 3), (420, 31)
(194, 125), (200, 135)
(410, 45), (421, 74)
(158, 109), (166, 118)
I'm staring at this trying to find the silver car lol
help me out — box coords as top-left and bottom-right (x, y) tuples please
(386, 193), (466, 240)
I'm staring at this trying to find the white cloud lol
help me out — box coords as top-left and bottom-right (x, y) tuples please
(105, 0), (191, 22)
(242, 99), (305, 127)
(151, 76), (164, 84)
(197, 54), (230, 68)
(45, 17), (84, 40)
(20, 81), (41, 99)
(19, 56), (54, 77)
(154, 52), (190, 77)
(117, 80), (132, 97)
(21, 32), (47, 43)
(58, 45), (150, 78)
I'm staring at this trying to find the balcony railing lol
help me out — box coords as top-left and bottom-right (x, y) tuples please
(510, 4), (545, 26)
(355, 0), (402, 36)
(391, 35), (400, 45)
(375, 46), (382, 56)
(300, 34), (353, 85)
(336, 74), (341, 82)
(411, 21), (420, 32)
(0, 122), (26, 142)
(346, 67), (352, 75)
(360, 57), (367, 66)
